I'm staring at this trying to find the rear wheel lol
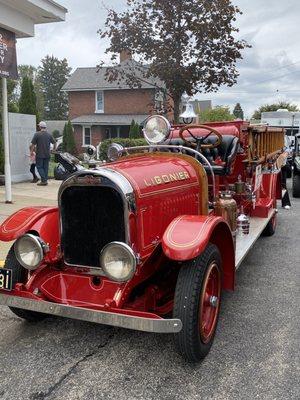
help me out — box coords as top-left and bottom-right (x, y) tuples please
(173, 244), (222, 362)
(292, 174), (300, 198)
(262, 200), (277, 237)
(4, 246), (46, 322)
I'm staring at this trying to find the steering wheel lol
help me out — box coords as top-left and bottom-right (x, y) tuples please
(179, 124), (223, 149)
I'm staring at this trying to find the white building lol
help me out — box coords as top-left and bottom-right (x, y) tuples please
(0, 0), (67, 38)
(261, 109), (300, 136)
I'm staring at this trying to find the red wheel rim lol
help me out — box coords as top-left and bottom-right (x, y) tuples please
(199, 262), (221, 344)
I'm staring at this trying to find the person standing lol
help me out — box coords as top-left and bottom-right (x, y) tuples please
(30, 121), (56, 186)
(29, 150), (38, 183)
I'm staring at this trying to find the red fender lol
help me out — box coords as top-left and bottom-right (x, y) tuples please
(0, 207), (60, 261)
(162, 215), (235, 291)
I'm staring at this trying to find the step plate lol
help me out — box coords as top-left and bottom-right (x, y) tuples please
(235, 209), (275, 269)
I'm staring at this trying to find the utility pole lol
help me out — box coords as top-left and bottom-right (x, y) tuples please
(2, 77), (12, 203)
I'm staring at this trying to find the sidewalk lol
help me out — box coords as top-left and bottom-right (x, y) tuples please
(0, 180), (60, 261)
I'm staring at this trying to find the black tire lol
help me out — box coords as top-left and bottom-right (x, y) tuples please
(173, 243), (222, 362)
(292, 174), (300, 198)
(262, 199), (277, 237)
(4, 246), (46, 322)
(286, 165), (292, 179)
(262, 214), (277, 236)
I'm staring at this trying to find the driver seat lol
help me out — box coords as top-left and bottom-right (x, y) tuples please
(169, 135), (239, 176)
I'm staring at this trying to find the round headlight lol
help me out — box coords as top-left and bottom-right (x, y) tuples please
(100, 242), (136, 282)
(14, 234), (45, 270)
(107, 143), (124, 162)
(143, 115), (171, 144)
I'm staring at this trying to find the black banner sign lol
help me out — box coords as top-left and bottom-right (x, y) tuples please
(0, 27), (18, 80)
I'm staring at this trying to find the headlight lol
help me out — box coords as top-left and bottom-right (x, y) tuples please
(14, 234), (47, 270)
(143, 115), (171, 144)
(107, 143), (124, 162)
(100, 242), (137, 282)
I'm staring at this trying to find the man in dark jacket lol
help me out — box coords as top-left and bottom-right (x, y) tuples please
(30, 121), (56, 186)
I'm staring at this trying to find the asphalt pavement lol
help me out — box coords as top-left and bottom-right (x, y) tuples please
(0, 184), (299, 400)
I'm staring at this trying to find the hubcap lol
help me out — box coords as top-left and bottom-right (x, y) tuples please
(209, 295), (219, 308)
(199, 262), (221, 344)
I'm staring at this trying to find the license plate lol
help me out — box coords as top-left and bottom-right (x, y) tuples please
(0, 268), (12, 291)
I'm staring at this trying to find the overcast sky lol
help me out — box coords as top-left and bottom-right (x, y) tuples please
(16, 0), (300, 118)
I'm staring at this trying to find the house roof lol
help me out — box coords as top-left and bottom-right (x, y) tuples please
(71, 114), (149, 126)
(62, 61), (164, 91)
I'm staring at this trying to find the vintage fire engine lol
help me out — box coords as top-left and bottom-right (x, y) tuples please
(0, 116), (284, 361)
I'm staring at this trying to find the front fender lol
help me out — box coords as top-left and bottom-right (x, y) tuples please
(162, 215), (235, 290)
(0, 207), (60, 261)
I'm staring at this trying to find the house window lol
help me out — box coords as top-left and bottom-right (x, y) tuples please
(95, 91), (104, 113)
(104, 128), (111, 138)
(83, 126), (91, 146)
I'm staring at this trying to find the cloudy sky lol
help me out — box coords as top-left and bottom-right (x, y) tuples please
(16, 0), (300, 118)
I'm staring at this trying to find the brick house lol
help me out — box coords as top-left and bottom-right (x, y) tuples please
(62, 52), (164, 152)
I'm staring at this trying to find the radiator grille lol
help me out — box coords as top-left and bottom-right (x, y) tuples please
(60, 186), (125, 267)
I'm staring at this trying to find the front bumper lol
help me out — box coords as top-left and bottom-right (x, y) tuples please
(0, 293), (182, 334)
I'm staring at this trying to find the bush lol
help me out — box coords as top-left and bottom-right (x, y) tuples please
(52, 129), (60, 139)
(99, 138), (147, 161)
(62, 120), (77, 155)
(129, 119), (141, 139)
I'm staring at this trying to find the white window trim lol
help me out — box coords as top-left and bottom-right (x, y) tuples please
(95, 90), (104, 113)
(82, 126), (92, 147)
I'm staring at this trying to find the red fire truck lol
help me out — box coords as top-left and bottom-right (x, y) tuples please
(0, 116), (284, 361)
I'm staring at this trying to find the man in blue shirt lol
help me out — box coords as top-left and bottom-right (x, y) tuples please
(30, 121), (56, 186)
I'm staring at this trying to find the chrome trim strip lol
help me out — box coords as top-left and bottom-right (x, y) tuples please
(119, 144), (216, 199)
(0, 294), (182, 334)
(58, 168), (136, 269)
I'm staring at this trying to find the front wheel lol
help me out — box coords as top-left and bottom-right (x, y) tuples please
(173, 244), (222, 362)
(4, 246), (46, 322)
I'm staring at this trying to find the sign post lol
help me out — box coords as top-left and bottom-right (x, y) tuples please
(0, 27), (18, 203)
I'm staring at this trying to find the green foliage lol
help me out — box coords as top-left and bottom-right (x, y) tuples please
(19, 76), (37, 116)
(38, 56), (71, 120)
(99, 138), (147, 161)
(129, 119), (141, 139)
(252, 102), (300, 120)
(52, 129), (61, 139)
(233, 103), (244, 120)
(17, 65), (44, 119)
(62, 121), (77, 155)
(199, 106), (235, 123)
(0, 132), (4, 174)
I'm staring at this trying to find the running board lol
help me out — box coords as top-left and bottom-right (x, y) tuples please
(235, 209), (276, 269)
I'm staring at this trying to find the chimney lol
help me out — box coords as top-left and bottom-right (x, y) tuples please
(120, 50), (132, 63)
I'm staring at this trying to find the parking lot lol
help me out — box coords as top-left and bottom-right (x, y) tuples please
(0, 182), (299, 400)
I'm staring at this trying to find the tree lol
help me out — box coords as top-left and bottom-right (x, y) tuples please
(99, 0), (249, 122)
(233, 103), (244, 120)
(19, 76), (37, 116)
(199, 106), (234, 123)
(129, 119), (140, 139)
(62, 121), (77, 154)
(17, 64), (44, 120)
(38, 56), (71, 120)
(252, 102), (299, 120)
